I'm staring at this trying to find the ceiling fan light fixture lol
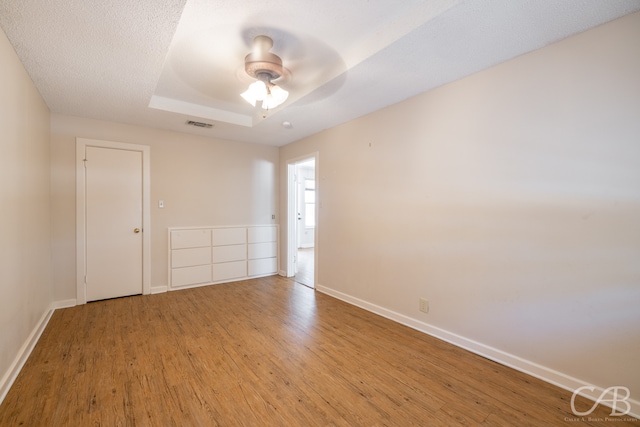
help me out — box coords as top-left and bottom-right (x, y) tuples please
(263, 84), (289, 110)
(241, 35), (290, 110)
(240, 80), (268, 106)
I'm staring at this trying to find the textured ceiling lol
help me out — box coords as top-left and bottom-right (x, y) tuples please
(1, 0), (639, 146)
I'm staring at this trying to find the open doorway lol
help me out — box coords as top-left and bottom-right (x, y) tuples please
(287, 155), (318, 288)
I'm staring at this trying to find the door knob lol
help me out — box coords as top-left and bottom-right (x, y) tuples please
(134, 228), (141, 233)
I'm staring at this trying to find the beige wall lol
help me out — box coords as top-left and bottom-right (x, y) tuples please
(280, 12), (640, 398)
(0, 28), (52, 385)
(50, 115), (279, 300)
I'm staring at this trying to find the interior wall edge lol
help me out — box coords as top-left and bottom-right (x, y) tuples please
(315, 283), (640, 419)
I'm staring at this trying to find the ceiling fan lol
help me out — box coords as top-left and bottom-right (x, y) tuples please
(240, 35), (291, 110)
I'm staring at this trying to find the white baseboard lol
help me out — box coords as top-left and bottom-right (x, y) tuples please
(315, 284), (640, 419)
(278, 270), (287, 277)
(52, 299), (76, 309)
(0, 305), (54, 405)
(151, 285), (168, 294)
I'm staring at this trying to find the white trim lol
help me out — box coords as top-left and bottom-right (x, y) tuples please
(285, 153), (319, 285)
(315, 283), (640, 419)
(286, 163), (296, 277)
(0, 307), (54, 405)
(151, 286), (168, 294)
(51, 299), (77, 309)
(313, 156), (319, 289)
(76, 138), (151, 304)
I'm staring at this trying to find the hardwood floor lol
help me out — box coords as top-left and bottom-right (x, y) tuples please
(0, 276), (633, 426)
(295, 247), (314, 288)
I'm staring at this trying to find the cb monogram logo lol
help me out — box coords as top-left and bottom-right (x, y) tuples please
(571, 386), (632, 416)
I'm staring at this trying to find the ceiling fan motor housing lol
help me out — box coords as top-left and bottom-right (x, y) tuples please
(244, 35), (285, 81)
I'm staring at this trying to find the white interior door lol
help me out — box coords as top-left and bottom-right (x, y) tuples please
(85, 146), (143, 301)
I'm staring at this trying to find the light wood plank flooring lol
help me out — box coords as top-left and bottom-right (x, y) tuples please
(0, 276), (633, 426)
(295, 247), (314, 288)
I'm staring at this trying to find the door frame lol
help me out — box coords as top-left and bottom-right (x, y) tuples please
(76, 138), (151, 305)
(286, 152), (319, 285)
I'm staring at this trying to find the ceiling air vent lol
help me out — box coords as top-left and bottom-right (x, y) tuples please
(186, 120), (213, 128)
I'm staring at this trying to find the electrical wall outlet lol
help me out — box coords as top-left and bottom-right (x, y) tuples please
(419, 298), (429, 314)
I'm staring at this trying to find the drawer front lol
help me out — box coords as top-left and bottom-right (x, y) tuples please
(247, 226), (276, 244)
(171, 229), (211, 249)
(212, 260), (247, 282)
(172, 247), (211, 268)
(212, 228), (246, 246)
(172, 265), (211, 288)
(248, 242), (277, 260)
(248, 257), (277, 277)
(213, 244), (246, 263)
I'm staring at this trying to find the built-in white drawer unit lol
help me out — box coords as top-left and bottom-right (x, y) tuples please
(212, 227), (246, 246)
(247, 226), (278, 277)
(248, 257), (278, 277)
(172, 264), (212, 288)
(171, 229), (211, 249)
(169, 229), (213, 288)
(212, 260), (247, 282)
(212, 244), (246, 263)
(168, 225), (277, 290)
(172, 247), (211, 268)
(248, 226), (277, 244)
(212, 227), (247, 282)
(248, 242), (277, 260)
